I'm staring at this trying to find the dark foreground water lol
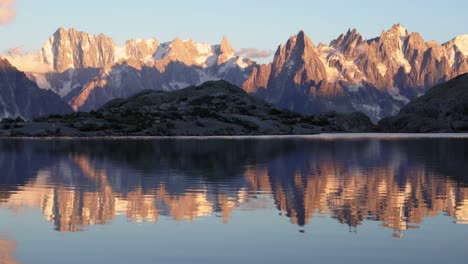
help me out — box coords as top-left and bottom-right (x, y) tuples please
(0, 134), (467, 264)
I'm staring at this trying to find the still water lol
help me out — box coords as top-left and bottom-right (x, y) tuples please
(0, 134), (467, 264)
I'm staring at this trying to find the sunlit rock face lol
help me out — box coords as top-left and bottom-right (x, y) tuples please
(40, 28), (117, 73)
(0, 138), (467, 234)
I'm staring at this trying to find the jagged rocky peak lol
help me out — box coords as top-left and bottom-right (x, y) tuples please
(402, 32), (428, 70)
(271, 30), (327, 82)
(219, 36), (235, 55)
(405, 32), (426, 51)
(122, 38), (159, 61)
(41, 27), (116, 72)
(330, 28), (365, 57)
(151, 35), (241, 68)
(427, 43), (447, 61)
(443, 35), (468, 70)
(367, 23), (413, 75)
(274, 30), (316, 66)
(377, 23), (410, 47)
(152, 37), (214, 67)
(389, 23), (409, 37)
(294, 30), (317, 51)
(330, 28), (362, 45)
(376, 23), (409, 50)
(273, 30), (319, 67)
(450, 35), (468, 56)
(217, 36), (236, 64)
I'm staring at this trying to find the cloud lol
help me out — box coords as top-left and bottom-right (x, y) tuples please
(2, 47), (52, 73)
(236, 48), (274, 59)
(0, 0), (15, 25)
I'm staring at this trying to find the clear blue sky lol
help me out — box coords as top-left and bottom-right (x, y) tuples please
(1, 0), (467, 60)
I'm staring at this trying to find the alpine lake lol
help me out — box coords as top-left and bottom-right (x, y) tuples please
(0, 134), (467, 264)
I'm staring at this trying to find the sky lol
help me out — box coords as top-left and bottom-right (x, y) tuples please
(0, 0), (467, 62)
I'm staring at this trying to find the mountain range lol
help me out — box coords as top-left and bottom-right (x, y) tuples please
(1, 24), (468, 121)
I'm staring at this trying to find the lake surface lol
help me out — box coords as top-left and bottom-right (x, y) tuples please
(0, 134), (467, 264)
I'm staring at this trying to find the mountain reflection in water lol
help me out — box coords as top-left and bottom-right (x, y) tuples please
(0, 137), (467, 236)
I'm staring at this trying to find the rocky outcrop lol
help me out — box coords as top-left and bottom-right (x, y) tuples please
(1, 81), (375, 137)
(0, 58), (73, 119)
(379, 74), (468, 132)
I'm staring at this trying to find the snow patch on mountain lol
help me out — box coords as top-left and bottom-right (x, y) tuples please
(454, 35), (468, 56)
(59, 69), (76, 97)
(318, 46), (340, 82)
(236, 57), (249, 69)
(195, 42), (214, 66)
(153, 43), (171, 60)
(32, 73), (51, 89)
(318, 45), (365, 83)
(396, 36), (412, 73)
(218, 57), (248, 73)
(353, 103), (382, 119)
(109, 68), (123, 87)
(41, 36), (55, 65)
(395, 50), (412, 73)
(388, 87), (410, 104)
(444, 35), (468, 67)
(114, 46), (128, 61)
(377, 63), (387, 77)
(395, 24), (408, 37)
(347, 84), (363, 92)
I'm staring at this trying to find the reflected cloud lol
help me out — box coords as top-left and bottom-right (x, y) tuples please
(0, 138), (467, 235)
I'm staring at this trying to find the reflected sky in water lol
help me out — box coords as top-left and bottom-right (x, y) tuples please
(0, 135), (467, 264)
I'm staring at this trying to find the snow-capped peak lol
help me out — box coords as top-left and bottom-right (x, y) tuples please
(454, 35), (468, 56)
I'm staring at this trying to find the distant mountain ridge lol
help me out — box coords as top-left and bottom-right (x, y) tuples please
(3, 25), (468, 120)
(0, 58), (72, 119)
